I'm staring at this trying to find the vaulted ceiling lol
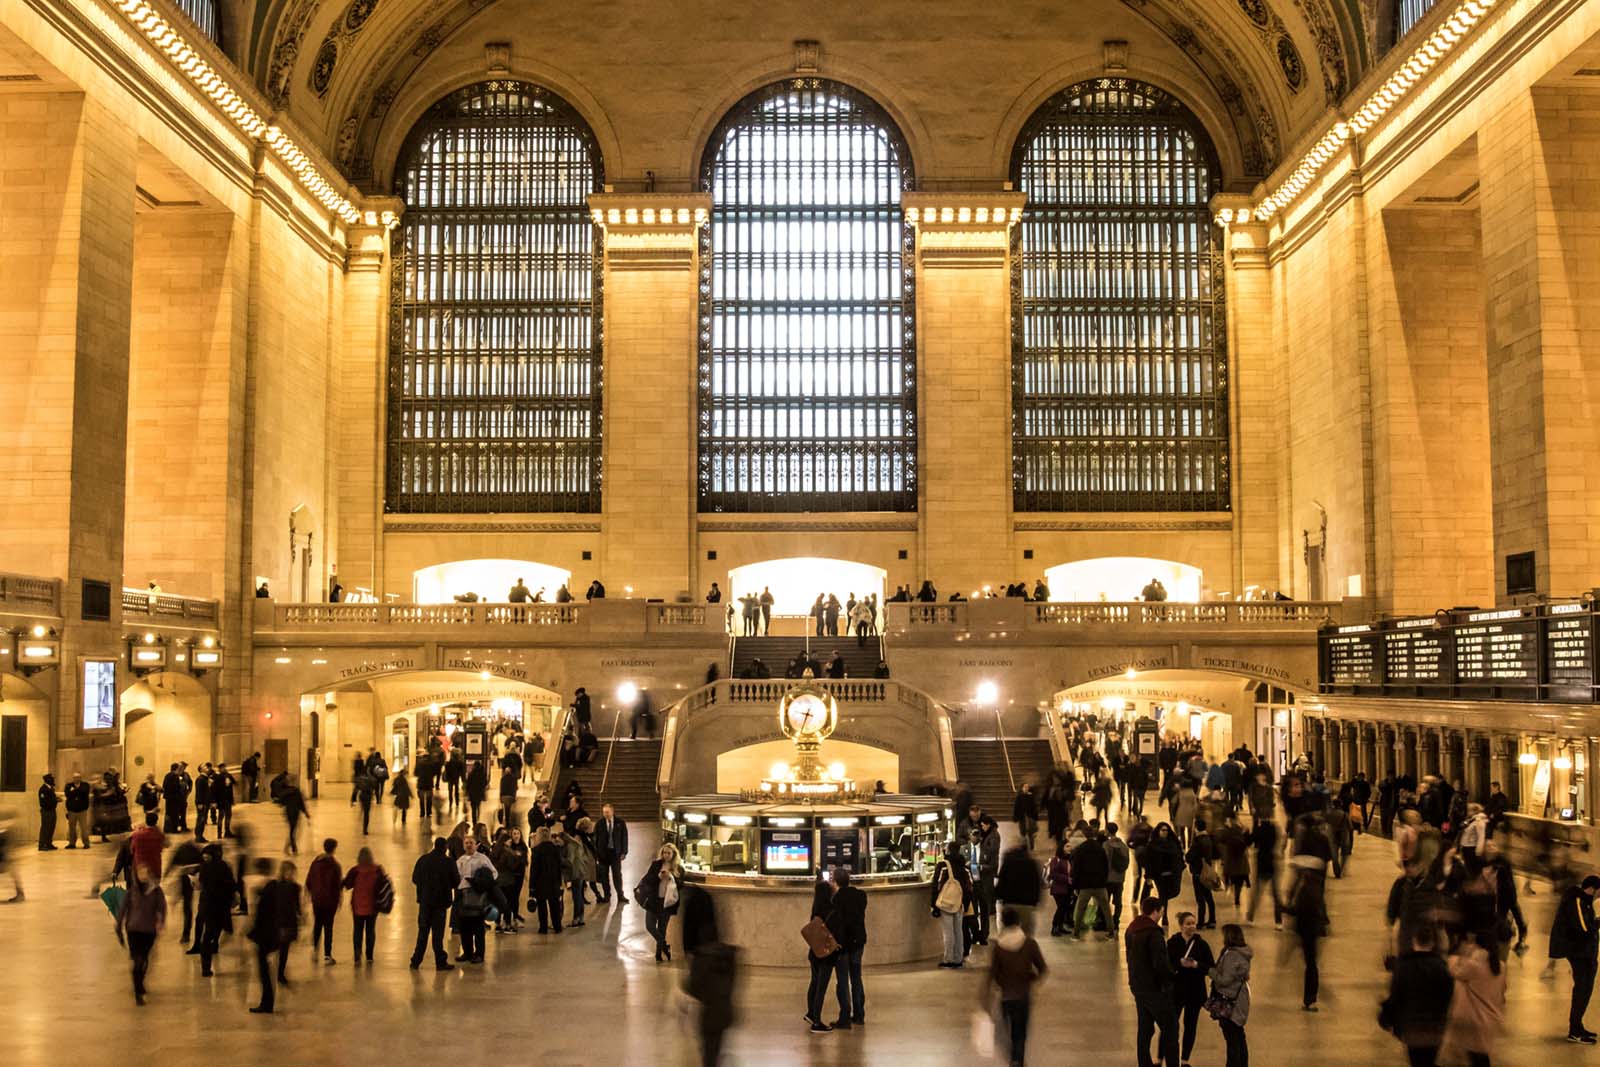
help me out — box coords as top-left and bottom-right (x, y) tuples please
(224, 0), (1382, 193)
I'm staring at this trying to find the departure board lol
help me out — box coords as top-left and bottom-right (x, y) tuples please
(1544, 604), (1595, 698)
(1453, 609), (1538, 686)
(1383, 617), (1450, 685)
(1325, 625), (1379, 686)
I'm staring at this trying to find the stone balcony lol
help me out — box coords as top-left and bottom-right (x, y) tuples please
(885, 598), (1344, 635)
(255, 597), (724, 644)
(0, 571), (62, 622)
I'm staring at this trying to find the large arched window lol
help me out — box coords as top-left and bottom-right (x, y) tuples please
(698, 78), (916, 513)
(1011, 78), (1229, 512)
(387, 81), (603, 513)
(174, 0), (218, 43)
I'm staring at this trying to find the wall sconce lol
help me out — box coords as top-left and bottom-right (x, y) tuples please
(190, 634), (222, 675)
(1517, 752), (1538, 766)
(128, 632), (168, 676)
(14, 624), (60, 675)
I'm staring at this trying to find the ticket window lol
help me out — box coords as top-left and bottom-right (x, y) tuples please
(686, 824), (755, 872)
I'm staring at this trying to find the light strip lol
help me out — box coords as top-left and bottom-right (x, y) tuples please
(111, 0), (364, 226)
(1221, 0), (1500, 225)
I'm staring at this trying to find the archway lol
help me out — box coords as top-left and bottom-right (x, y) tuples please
(0, 671), (52, 840)
(726, 557), (888, 632)
(412, 559), (573, 603)
(299, 670), (564, 786)
(1044, 557), (1203, 602)
(1054, 670), (1254, 761)
(121, 671), (214, 782)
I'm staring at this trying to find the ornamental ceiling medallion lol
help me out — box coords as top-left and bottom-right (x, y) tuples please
(309, 0), (381, 98)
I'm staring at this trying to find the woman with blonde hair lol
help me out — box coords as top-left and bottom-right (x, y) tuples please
(568, 816), (598, 927)
(642, 843), (681, 961)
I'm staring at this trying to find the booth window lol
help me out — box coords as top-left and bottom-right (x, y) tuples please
(698, 78), (917, 513)
(387, 81), (604, 513)
(1010, 79), (1229, 512)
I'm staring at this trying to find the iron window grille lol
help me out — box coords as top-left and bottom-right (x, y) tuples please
(173, 0), (218, 43)
(1010, 78), (1230, 513)
(697, 78), (917, 513)
(387, 80), (604, 514)
(1394, 0), (1439, 43)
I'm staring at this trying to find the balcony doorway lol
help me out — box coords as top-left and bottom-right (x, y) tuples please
(1044, 557), (1203, 603)
(725, 557), (888, 635)
(412, 559), (572, 604)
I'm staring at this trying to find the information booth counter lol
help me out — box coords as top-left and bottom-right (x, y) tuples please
(661, 794), (955, 966)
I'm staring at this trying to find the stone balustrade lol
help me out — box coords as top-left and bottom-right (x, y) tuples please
(890, 599), (1339, 631)
(0, 572), (61, 617)
(122, 587), (220, 623)
(263, 598), (719, 634)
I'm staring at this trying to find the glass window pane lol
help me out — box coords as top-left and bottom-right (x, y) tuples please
(387, 81), (604, 514)
(698, 79), (916, 513)
(1011, 79), (1230, 513)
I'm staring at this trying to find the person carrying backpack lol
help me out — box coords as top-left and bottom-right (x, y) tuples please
(932, 841), (972, 967)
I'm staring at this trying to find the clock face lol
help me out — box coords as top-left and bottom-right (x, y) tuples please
(785, 693), (829, 737)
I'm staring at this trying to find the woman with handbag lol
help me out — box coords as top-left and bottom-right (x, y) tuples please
(931, 841), (972, 968)
(342, 846), (384, 962)
(1167, 911), (1217, 1064)
(641, 843), (681, 962)
(1207, 924), (1252, 1067)
(804, 873), (843, 1033)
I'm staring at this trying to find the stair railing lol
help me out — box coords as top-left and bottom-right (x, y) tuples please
(598, 704), (625, 797)
(533, 703), (572, 803)
(995, 709), (1018, 795)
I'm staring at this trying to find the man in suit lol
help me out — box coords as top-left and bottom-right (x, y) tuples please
(593, 803), (629, 905)
(161, 763), (186, 834)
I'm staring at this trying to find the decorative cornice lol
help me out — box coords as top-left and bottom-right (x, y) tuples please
(108, 0), (368, 226)
(588, 192), (711, 233)
(903, 192), (1027, 231)
(1014, 518), (1234, 531)
(698, 519), (919, 533)
(385, 521), (601, 533)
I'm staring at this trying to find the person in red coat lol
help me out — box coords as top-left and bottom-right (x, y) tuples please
(305, 838), (342, 963)
(342, 846), (386, 963)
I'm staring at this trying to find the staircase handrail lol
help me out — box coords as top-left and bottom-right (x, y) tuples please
(534, 703), (572, 801)
(994, 709), (1018, 794)
(598, 704), (625, 796)
(1041, 701), (1072, 767)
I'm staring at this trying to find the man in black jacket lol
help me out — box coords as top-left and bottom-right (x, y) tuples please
(1125, 895), (1179, 1067)
(1071, 833), (1112, 940)
(830, 868), (869, 1027)
(409, 837), (458, 971)
(1551, 875), (1600, 1042)
(593, 803), (629, 905)
(161, 764), (185, 834)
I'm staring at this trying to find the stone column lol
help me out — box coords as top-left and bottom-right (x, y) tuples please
(1214, 198), (1281, 593)
(905, 194), (1024, 595)
(335, 200), (402, 595)
(590, 194), (708, 600)
(0, 93), (138, 746)
(1479, 88), (1600, 597)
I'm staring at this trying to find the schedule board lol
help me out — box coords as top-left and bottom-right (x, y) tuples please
(1453, 609), (1538, 687)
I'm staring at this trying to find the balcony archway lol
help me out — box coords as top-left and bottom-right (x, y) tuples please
(725, 557), (888, 629)
(412, 559), (572, 604)
(1044, 556), (1203, 603)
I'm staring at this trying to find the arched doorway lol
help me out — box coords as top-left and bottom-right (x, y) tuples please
(0, 671), (52, 841)
(121, 672), (214, 782)
(412, 559), (573, 604)
(1054, 671), (1253, 761)
(725, 557), (888, 634)
(1044, 557), (1203, 602)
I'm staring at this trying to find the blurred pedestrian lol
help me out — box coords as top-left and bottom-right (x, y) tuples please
(988, 906), (1047, 1067)
(1441, 931), (1506, 1065)
(1383, 924), (1453, 1064)
(115, 864), (166, 1005)
(1549, 874), (1600, 1043)
(249, 860), (302, 1014)
(684, 888), (738, 1066)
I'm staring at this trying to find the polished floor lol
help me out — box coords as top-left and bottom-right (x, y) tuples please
(0, 794), (1589, 1066)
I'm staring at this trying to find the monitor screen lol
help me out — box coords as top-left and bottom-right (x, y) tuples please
(82, 659), (117, 731)
(760, 830), (812, 875)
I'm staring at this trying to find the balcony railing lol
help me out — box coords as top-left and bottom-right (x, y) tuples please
(0, 572), (62, 616)
(122, 588), (220, 623)
(274, 602), (583, 629)
(889, 599), (1338, 631)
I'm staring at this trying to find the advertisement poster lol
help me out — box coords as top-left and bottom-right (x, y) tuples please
(82, 659), (117, 731)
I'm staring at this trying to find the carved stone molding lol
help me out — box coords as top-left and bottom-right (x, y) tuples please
(384, 521), (602, 533)
(1014, 518), (1233, 531)
(1103, 40), (1130, 71)
(698, 519), (918, 533)
(793, 39), (821, 73)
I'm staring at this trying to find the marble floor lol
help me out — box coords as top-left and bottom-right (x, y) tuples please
(0, 795), (1589, 1066)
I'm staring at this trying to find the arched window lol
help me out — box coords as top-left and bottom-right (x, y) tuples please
(1392, 0), (1438, 44)
(1011, 78), (1229, 512)
(387, 81), (603, 513)
(698, 78), (916, 513)
(174, 0), (219, 43)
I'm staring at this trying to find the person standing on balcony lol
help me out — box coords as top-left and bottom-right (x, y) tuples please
(759, 586), (775, 634)
(1032, 578), (1049, 601)
(555, 583), (573, 602)
(1141, 578), (1168, 602)
(850, 599), (873, 647)
(825, 594), (842, 637)
(706, 582), (722, 603)
(916, 580), (938, 603)
(328, 580), (342, 602)
(810, 593), (826, 636)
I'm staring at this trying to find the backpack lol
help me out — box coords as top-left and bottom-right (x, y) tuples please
(374, 870), (395, 915)
(457, 887), (488, 919)
(634, 872), (659, 909)
(934, 862), (964, 913)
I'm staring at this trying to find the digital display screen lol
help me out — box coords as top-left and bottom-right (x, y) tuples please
(82, 659), (117, 731)
(761, 830), (812, 875)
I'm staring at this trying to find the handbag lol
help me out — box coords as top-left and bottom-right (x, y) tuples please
(934, 863), (964, 914)
(801, 915), (840, 957)
(1200, 862), (1223, 891)
(1203, 990), (1236, 1021)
